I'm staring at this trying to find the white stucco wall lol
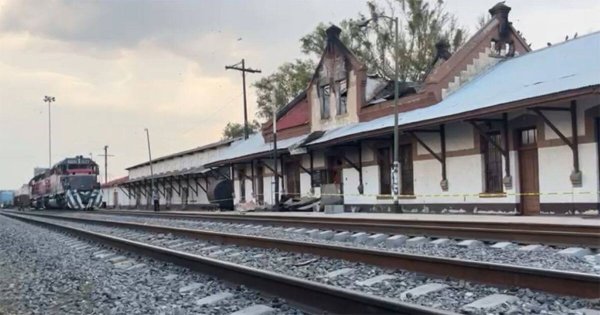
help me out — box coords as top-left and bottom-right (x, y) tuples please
(101, 186), (131, 208)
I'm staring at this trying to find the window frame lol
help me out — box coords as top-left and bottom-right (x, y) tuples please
(335, 79), (348, 116)
(318, 84), (331, 119)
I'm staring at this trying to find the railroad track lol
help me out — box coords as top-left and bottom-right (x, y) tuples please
(89, 209), (600, 248)
(6, 210), (600, 300)
(1, 211), (448, 315)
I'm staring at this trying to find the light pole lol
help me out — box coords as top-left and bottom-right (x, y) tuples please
(43, 96), (55, 167)
(358, 11), (400, 212)
(144, 128), (157, 211)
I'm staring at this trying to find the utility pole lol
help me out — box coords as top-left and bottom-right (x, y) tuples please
(98, 145), (114, 184)
(225, 59), (261, 139)
(43, 96), (55, 167)
(358, 12), (401, 212)
(272, 102), (279, 210)
(144, 128), (158, 211)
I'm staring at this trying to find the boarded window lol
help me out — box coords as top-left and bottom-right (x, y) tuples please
(319, 84), (331, 119)
(482, 133), (503, 193)
(399, 144), (414, 195)
(377, 147), (391, 195)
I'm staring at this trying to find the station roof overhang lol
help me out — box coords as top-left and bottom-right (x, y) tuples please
(304, 31), (600, 149)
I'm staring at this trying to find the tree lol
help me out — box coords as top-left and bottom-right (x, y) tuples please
(222, 121), (260, 140)
(252, 59), (314, 121)
(300, 0), (466, 82)
(248, 0), (467, 124)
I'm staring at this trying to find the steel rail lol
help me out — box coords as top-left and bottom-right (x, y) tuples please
(90, 209), (600, 248)
(11, 211), (600, 299)
(1, 212), (451, 315)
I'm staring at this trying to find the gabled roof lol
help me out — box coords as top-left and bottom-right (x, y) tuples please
(307, 31), (600, 146)
(101, 176), (129, 188)
(126, 138), (236, 170)
(262, 90), (308, 131)
(205, 133), (309, 167)
(308, 25), (366, 87)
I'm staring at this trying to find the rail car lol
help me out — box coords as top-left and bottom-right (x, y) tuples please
(30, 156), (102, 210)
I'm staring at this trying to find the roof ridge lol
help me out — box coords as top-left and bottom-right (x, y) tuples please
(507, 29), (600, 61)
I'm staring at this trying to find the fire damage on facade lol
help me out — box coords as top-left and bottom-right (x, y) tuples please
(120, 3), (600, 215)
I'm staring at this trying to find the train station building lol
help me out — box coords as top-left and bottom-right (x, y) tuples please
(122, 3), (600, 215)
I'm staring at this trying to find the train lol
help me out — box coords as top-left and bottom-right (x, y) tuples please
(29, 156), (102, 210)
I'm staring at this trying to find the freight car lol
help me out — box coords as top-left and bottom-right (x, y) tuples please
(30, 156), (102, 210)
(13, 184), (31, 210)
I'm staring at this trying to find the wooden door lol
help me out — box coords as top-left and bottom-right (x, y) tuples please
(377, 147), (391, 195)
(285, 161), (301, 197)
(256, 166), (264, 204)
(113, 190), (118, 208)
(327, 156), (344, 194)
(518, 128), (540, 215)
(399, 144), (414, 195)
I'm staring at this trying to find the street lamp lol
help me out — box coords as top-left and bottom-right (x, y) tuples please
(144, 128), (158, 211)
(43, 96), (55, 167)
(358, 10), (401, 213)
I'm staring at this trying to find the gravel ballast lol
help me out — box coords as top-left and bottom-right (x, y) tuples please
(0, 215), (303, 314)
(20, 214), (600, 314)
(50, 211), (600, 274)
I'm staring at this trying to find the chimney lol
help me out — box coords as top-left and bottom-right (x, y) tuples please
(489, 2), (511, 20)
(434, 39), (451, 61)
(489, 2), (511, 39)
(326, 25), (342, 40)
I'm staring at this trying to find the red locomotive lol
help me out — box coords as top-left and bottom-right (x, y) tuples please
(30, 156), (102, 210)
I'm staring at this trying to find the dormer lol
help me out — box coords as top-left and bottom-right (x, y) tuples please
(308, 25), (367, 132)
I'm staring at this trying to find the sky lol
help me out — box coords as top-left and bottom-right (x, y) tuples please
(0, 0), (599, 189)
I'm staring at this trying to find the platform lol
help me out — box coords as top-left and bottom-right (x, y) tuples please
(101, 209), (600, 227)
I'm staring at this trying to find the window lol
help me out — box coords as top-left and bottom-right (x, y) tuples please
(520, 128), (537, 145)
(319, 84), (330, 119)
(399, 144), (414, 195)
(311, 169), (327, 187)
(336, 80), (347, 115)
(483, 133), (503, 193)
(377, 147), (391, 195)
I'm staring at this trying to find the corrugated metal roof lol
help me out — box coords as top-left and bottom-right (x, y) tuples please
(309, 31), (600, 146)
(206, 133), (308, 166)
(126, 138), (236, 170)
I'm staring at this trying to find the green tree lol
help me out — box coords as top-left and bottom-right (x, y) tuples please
(252, 59), (314, 121)
(300, 0), (466, 82)
(222, 121), (260, 140)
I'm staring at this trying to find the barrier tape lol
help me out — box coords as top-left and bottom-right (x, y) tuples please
(134, 191), (599, 203)
(247, 190), (599, 199)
